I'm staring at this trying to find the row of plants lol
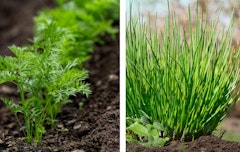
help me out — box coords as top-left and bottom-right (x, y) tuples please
(126, 2), (240, 147)
(0, 0), (119, 143)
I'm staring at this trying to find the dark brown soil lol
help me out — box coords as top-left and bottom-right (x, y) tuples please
(0, 0), (55, 56)
(0, 0), (119, 152)
(127, 135), (240, 152)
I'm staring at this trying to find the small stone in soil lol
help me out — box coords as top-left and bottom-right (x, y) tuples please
(57, 124), (64, 128)
(108, 74), (119, 81)
(73, 124), (82, 130)
(96, 80), (102, 86)
(13, 131), (18, 136)
(72, 150), (85, 152)
(6, 122), (15, 129)
(66, 119), (77, 125)
(107, 106), (112, 110)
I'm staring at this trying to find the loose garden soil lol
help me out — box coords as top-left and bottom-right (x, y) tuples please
(127, 135), (240, 152)
(0, 0), (119, 151)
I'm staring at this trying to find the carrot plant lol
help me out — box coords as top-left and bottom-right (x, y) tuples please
(35, 0), (119, 64)
(0, 0), (119, 143)
(127, 2), (240, 145)
(0, 23), (90, 143)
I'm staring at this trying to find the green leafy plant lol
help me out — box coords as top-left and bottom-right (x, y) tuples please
(0, 0), (119, 143)
(0, 23), (90, 143)
(36, 0), (118, 64)
(127, 111), (170, 146)
(127, 2), (240, 144)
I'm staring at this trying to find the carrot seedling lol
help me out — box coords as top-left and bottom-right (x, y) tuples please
(0, 0), (119, 143)
(0, 23), (90, 143)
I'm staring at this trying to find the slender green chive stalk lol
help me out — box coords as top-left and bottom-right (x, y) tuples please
(127, 2), (240, 142)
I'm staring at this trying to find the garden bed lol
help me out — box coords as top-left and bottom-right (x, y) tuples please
(0, 0), (119, 151)
(127, 135), (240, 152)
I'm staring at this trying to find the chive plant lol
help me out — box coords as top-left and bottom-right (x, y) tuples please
(0, 0), (118, 143)
(127, 3), (240, 143)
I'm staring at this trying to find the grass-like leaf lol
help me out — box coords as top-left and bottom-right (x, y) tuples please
(127, 3), (240, 142)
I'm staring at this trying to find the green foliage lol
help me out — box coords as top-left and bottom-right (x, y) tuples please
(0, 24), (90, 143)
(0, 0), (119, 143)
(36, 0), (118, 64)
(127, 111), (170, 147)
(127, 3), (240, 143)
(73, 0), (119, 21)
